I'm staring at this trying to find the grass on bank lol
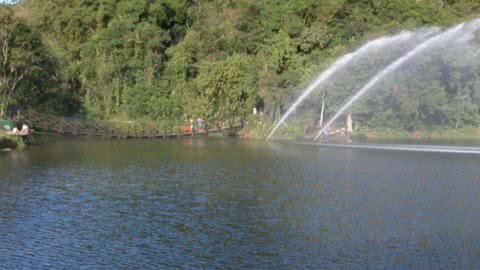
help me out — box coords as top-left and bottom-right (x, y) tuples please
(0, 135), (26, 151)
(241, 116), (480, 141)
(241, 116), (305, 140)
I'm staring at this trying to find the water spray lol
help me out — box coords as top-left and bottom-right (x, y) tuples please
(313, 20), (479, 141)
(265, 31), (416, 140)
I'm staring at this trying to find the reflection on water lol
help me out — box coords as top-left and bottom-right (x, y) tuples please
(1, 138), (480, 269)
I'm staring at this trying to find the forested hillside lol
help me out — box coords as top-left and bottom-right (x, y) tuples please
(1, 0), (480, 133)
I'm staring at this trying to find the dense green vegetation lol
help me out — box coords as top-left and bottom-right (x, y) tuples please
(1, 0), (480, 135)
(0, 135), (25, 150)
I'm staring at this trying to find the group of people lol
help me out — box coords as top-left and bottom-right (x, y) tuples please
(7, 124), (32, 136)
(183, 116), (205, 133)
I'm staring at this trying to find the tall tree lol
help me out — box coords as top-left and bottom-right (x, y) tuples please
(0, 6), (56, 116)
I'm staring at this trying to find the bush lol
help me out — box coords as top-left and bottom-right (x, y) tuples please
(0, 136), (25, 150)
(242, 115), (305, 140)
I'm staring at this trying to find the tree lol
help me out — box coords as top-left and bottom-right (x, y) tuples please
(195, 54), (258, 126)
(4, 0), (480, 135)
(0, 6), (57, 116)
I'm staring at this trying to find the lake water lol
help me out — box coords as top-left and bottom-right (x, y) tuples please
(1, 138), (479, 269)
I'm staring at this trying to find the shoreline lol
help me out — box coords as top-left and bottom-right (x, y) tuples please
(241, 119), (480, 142)
(0, 136), (26, 152)
(2, 126), (479, 150)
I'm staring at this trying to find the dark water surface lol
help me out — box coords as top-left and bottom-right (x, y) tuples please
(1, 138), (480, 269)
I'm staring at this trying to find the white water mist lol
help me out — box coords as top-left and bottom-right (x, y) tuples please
(266, 27), (442, 140)
(265, 31), (415, 140)
(314, 20), (480, 141)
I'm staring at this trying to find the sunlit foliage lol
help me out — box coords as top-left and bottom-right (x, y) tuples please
(1, 0), (480, 130)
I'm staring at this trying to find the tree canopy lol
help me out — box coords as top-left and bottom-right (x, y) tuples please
(1, 0), (480, 132)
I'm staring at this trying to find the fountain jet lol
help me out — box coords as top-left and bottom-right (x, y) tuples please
(314, 20), (480, 141)
(265, 31), (416, 140)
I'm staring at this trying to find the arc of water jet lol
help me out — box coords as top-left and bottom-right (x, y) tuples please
(314, 22), (471, 141)
(265, 31), (415, 141)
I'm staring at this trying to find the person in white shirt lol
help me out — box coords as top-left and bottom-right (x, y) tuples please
(197, 117), (203, 131)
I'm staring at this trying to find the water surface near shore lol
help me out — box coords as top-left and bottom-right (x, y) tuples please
(1, 138), (479, 269)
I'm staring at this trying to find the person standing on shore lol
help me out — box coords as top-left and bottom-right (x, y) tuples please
(189, 118), (194, 133)
(183, 120), (190, 133)
(197, 116), (204, 132)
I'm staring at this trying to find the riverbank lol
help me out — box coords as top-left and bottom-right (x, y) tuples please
(8, 112), (480, 143)
(0, 136), (26, 152)
(242, 117), (480, 141)
(241, 116), (306, 140)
